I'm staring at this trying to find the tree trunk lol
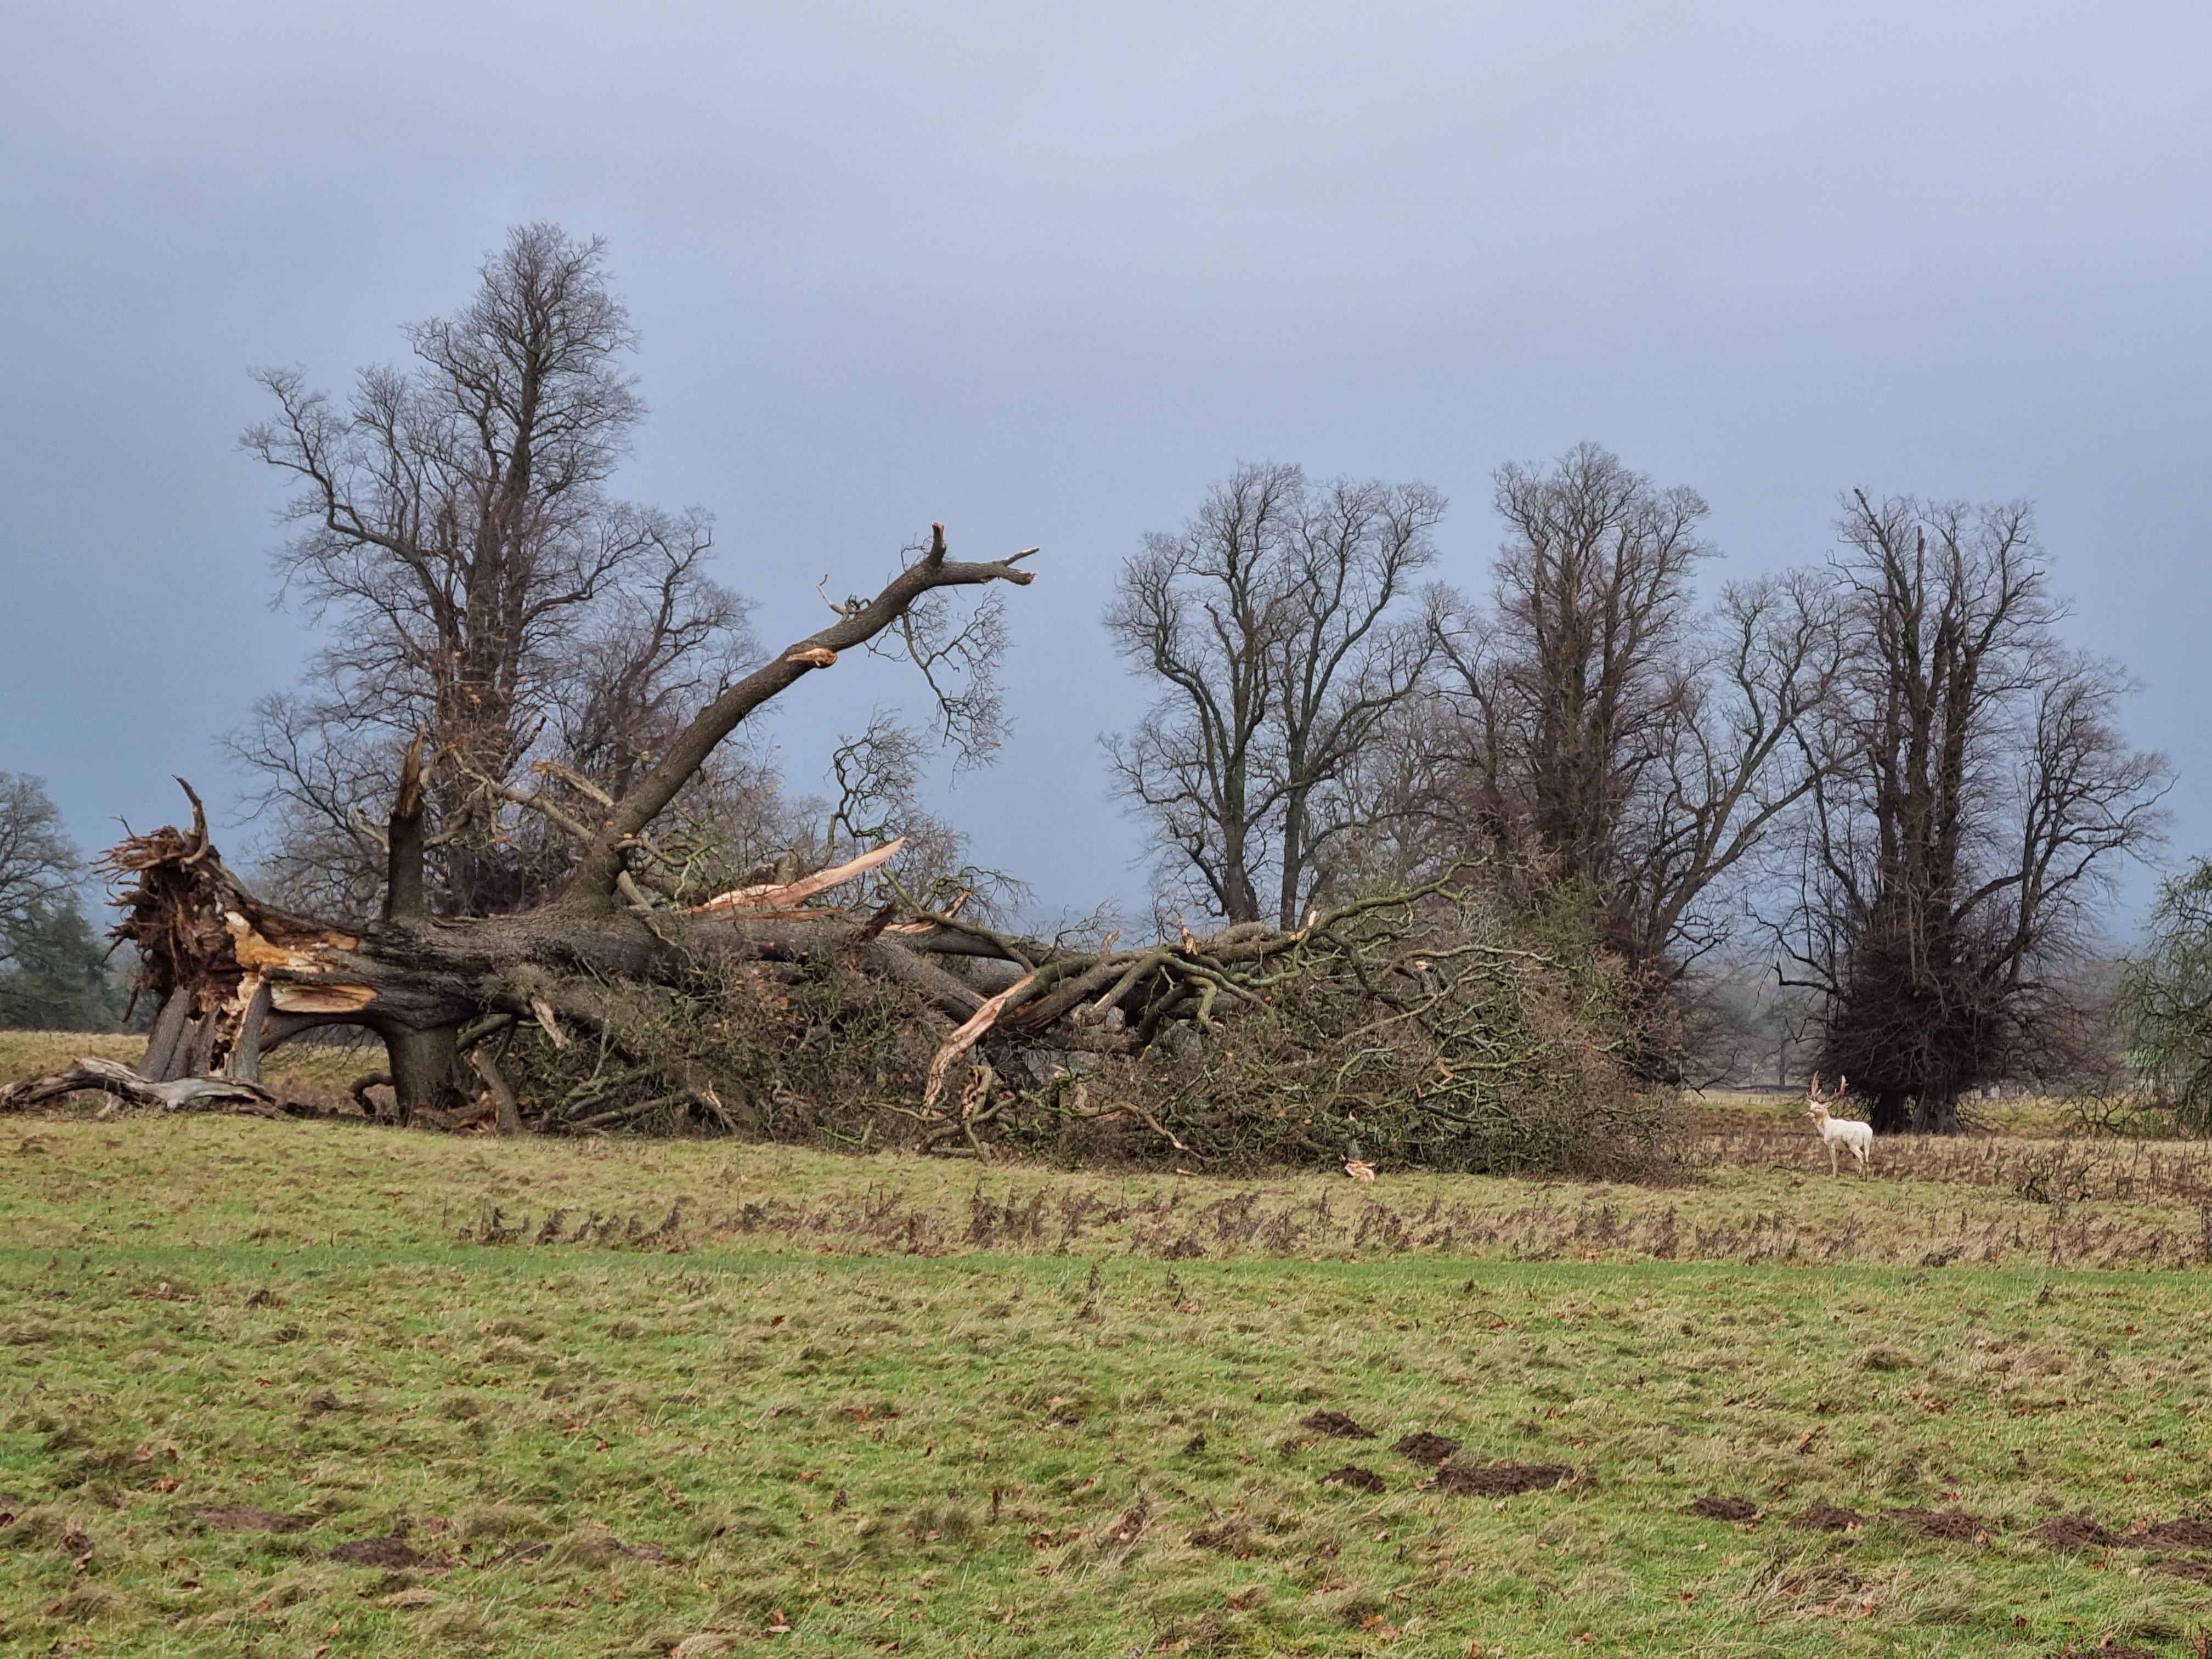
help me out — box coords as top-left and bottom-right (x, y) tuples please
(1910, 1093), (1961, 1135)
(138, 992), (191, 1080)
(95, 799), (1035, 1126)
(385, 1023), (461, 1125)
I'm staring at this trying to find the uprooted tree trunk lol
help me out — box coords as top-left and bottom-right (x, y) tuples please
(85, 527), (1041, 1126)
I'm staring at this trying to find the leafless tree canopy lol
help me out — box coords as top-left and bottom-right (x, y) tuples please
(1106, 463), (1443, 929)
(1418, 446), (1841, 985)
(235, 223), (753, 915)
(0, 773), (81, 949)
(1781, 493), (2167, 1131)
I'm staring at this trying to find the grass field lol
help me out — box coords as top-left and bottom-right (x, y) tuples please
(3, 1114), (2212, 1657)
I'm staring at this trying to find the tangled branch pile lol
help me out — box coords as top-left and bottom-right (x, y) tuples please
(8, 804), (1659, 1174)
(450, 870), (1659, 1176)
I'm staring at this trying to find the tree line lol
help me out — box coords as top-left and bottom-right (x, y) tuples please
(1103, 453), (2167, 1131)
(8, 222), (2201, 1141)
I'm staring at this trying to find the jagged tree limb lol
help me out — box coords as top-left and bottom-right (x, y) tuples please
(561, 526), (1035, 910)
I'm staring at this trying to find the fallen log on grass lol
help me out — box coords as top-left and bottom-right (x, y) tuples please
(0, 1055), (279, 1117)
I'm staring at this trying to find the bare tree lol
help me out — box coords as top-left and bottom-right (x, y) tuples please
(1426, 445), (1840, 979)
(1106, 464), (1442, 928)
(236, 223), (748, 915)
(1106, 465), (1296, 925)
(1269, 478), (1446, 928)
(1468, 443), (1712, 900)
(0, 775), (127, 1034)
(0, 774), (81, 947)
(1782, 493), (2166, 1132)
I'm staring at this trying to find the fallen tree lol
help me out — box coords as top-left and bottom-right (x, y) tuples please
(16, 528), (1660, 1172)
(80, 528), (1033, 1114)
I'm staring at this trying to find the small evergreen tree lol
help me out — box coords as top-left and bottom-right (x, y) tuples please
(0, 895), (128, 1031)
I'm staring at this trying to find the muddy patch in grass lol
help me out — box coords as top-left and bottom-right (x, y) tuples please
(1429, 1463), (1572, 1497)
(196, 1505), (314, 1532)
(1688, 1495), (1758, 1522)
(1321, 1465), (1386, 1492)
(1392, 1432), (1460, 1466)
(1883, 1506), (1989, 1542)
(331, 1532), (433, 1567)
(2146, 1556), (2212, 1584)
(2030, 1515), (2121, 1550)
(1301, 1410), (1374, 1440)
(2130, 1517), (2212, 1549)
(1789, 1501), (1865, 1533)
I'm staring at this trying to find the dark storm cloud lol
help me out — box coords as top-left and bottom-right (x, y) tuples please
(3, 2), (2207, 919)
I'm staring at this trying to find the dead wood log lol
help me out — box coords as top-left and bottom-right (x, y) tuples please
(86, 790), (1422, 1141)
(0, 1056), (278, 1116)
(470, 1046), (524, 1135)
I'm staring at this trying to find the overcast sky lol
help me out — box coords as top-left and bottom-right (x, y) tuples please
(4, 2), (2208, 928)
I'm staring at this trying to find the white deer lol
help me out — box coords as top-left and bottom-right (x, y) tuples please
(1805, 1073), (1874, 1177)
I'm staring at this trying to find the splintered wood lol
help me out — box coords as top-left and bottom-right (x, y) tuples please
(689, 836), (907, 916)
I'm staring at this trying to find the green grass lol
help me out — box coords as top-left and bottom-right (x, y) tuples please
(1687, 1088), (2091, 1140)
(4, 1119), (2212, 1656)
